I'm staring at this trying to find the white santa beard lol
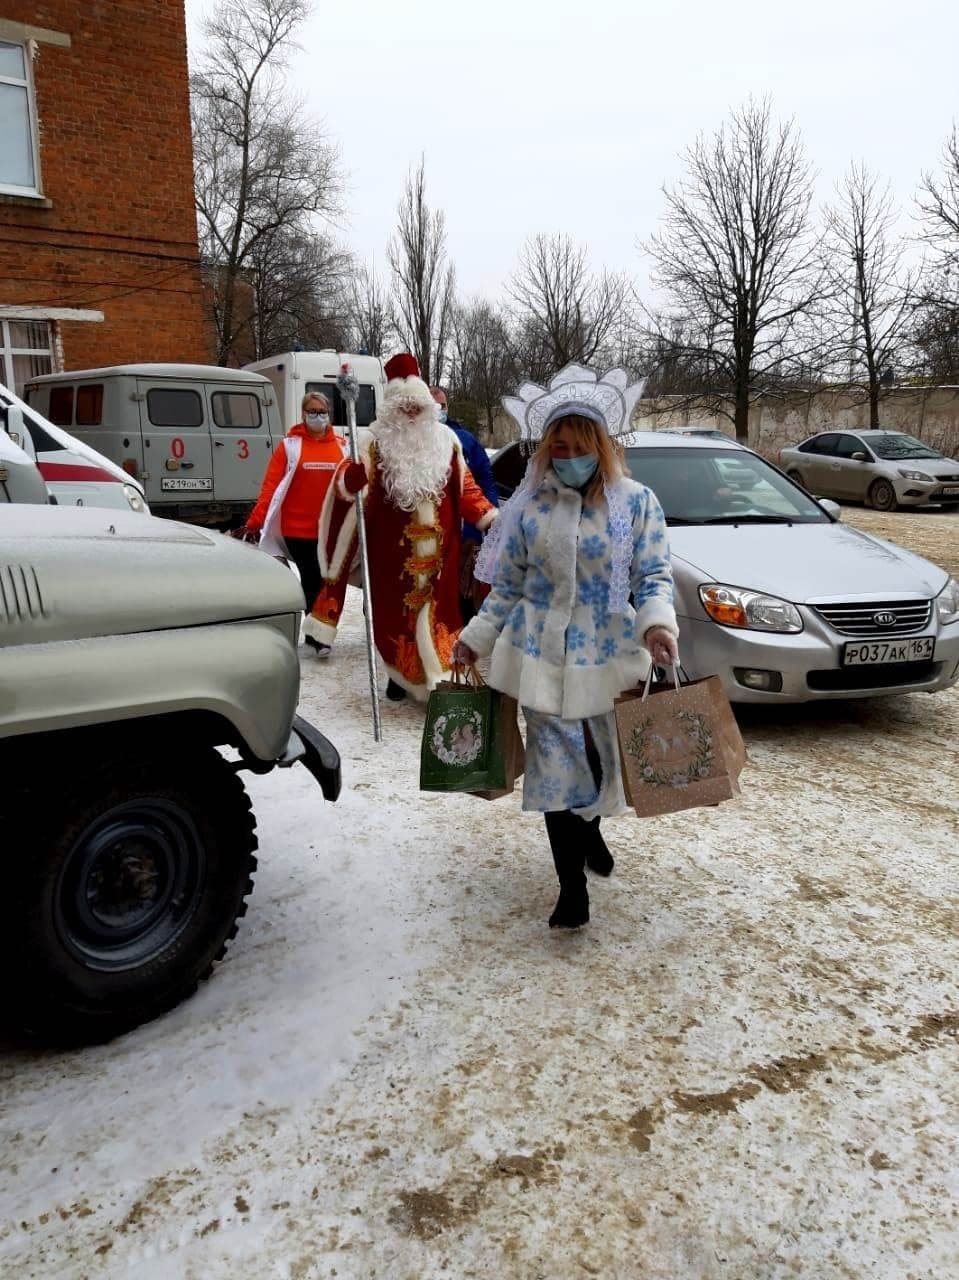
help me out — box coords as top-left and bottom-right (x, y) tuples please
(374, 414), (453, 512)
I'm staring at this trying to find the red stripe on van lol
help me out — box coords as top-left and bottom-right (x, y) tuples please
(37, 461), (122, 484)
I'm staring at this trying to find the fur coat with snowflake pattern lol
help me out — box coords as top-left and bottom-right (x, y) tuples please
(459, 470), (678, 721)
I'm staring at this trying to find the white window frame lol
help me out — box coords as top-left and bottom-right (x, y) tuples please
(0, 318), (58, 394)
(0, 38), (42, 197)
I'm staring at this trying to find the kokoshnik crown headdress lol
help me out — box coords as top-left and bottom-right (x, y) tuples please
(502, 363), (646, 444)
(475, 363), (647, 613)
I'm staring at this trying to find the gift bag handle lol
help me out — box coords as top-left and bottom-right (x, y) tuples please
(451, 662), (486, 688)
(641, 660), (682, 702)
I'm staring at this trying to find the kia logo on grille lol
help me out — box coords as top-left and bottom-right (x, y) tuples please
(873, 611), (898, 626)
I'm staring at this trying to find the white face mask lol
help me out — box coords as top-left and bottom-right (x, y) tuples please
(436, 407), (448, 423)
(305, 411), (329, 429)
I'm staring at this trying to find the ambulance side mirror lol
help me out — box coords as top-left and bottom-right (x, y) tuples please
(1, 403), (35, 459)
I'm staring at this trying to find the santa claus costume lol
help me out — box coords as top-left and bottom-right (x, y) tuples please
(318, 353), (496, 701)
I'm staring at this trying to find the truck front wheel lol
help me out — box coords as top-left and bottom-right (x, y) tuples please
(4, 747), (257, 1043)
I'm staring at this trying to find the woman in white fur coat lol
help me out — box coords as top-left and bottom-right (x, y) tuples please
(453, 367), (679, 930)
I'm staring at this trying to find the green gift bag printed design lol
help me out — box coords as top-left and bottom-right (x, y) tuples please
(420, 679), (508, 793)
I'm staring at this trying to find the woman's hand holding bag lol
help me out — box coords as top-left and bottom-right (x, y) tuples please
(644, 626), (679, 668)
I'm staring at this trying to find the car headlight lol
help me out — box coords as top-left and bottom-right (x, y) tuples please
(123, 483), (147, 513)
(699, 584), (804, 633)
(898, 469), (933, 482)
(935, 577), (959, 625)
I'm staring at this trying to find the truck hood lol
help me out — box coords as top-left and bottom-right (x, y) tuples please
(0, 507), (304, 645)
(668, 521), (948, 602)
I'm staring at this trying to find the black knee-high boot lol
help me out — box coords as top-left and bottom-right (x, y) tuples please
(584, 816), (614, 876)
(544, 810), (589, 929)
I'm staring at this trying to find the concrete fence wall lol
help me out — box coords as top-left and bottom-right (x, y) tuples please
(633, 387), (959, 459)
(486, 386), (959, 457)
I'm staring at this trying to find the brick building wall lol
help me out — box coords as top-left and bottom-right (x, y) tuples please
(0, 1), (207, 387)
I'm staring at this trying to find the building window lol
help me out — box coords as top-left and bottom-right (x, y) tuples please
(1, 318), (55, 394)
(0, 40), (41, 196)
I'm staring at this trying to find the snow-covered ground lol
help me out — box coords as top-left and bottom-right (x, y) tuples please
(2, 511), (958, 1279)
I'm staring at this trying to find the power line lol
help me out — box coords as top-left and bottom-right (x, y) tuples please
(0, 234), (200, 268)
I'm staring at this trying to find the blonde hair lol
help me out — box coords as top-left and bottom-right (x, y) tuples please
(531, 414), (623, 501)
(302, 391), (330, 414)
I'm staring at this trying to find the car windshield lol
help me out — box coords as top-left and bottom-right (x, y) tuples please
(624, 447), (830, 525)
(866, 433), (943, 460)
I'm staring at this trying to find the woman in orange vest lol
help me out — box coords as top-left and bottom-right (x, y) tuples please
(236, 391), (349, 657)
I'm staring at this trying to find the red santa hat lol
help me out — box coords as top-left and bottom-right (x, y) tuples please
(385, 353), (421, 382)
(382, 351), (434, 411)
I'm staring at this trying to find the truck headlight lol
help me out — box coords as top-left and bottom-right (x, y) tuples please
(935, 577), (959, 625)
(898, 469), (933, 482)
(699, 584), (803, 633)
(123, 483), (147, 513)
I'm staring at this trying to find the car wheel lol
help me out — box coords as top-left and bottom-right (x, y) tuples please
(2, 748), (257, 1044)
(869, 479), (897, 512)
(786, 469), (806, 486)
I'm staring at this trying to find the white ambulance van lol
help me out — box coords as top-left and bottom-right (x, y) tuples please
(23, 364), (281, 525)
(244, 351), (386, 433)
(1, 380), (148, 514)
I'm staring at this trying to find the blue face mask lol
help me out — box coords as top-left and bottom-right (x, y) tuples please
(553, 454), (599, 487)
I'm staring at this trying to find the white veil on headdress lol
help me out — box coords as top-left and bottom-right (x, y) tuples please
(474, 363), (647, 613)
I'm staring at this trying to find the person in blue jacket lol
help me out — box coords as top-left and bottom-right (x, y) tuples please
(431, 386), (499, 619)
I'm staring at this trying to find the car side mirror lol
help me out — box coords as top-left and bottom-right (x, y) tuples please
(1, 403), (32, 456)
(851, 452), (867, 462)
(818, 498), (842, 520)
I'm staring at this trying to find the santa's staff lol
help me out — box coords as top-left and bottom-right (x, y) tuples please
(337, 361), (383, 742)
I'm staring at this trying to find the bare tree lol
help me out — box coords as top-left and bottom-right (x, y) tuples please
(820, 165), (916, 426)
(447, 299), (516, 437)
(508, 234), (627, 382)
(247, 228), (353, 357)
(642, 98), (822, 440)
(913, 124), (959, 383)
(347, 262), (394, 357)
(191, 0), (342, 364)
(387, 159), (456, 383)
(918, 124), (959, 273)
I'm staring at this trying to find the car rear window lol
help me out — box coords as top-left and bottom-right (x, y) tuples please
(305, 381), (377, 428)
(48, 385), (74, 426)
(212, 391), (262, 428)
(146, 388), (203, 427)
(76, 384), (104, 426)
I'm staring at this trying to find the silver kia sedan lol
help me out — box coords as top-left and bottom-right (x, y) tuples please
(490, 435), (959, 703)
(779, 429), (959, 511)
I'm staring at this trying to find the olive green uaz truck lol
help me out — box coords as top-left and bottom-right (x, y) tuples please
(0, 504), (340, 1042)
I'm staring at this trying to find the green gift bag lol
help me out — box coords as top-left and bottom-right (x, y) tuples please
(419, 665), (508, 793)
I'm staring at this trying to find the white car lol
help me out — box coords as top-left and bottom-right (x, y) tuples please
(0, 382), (148, 515)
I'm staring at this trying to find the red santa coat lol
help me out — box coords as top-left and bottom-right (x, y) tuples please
(319, 431), (495, 700)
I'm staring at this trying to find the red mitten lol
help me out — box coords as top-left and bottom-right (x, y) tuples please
(342, 461), (369, 494)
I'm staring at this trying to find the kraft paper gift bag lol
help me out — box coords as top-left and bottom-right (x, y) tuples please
(470, 694), (525, 801)
(420, 665), (508, 794)
(615, 667), (747, 817)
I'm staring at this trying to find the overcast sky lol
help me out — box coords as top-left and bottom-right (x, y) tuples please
(184, 0), (958, 302)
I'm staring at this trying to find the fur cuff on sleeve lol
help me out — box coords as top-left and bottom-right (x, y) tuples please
(634, 597), (680, 640)
(475, 509), (497, 533)
(459, 613), (500, 658)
